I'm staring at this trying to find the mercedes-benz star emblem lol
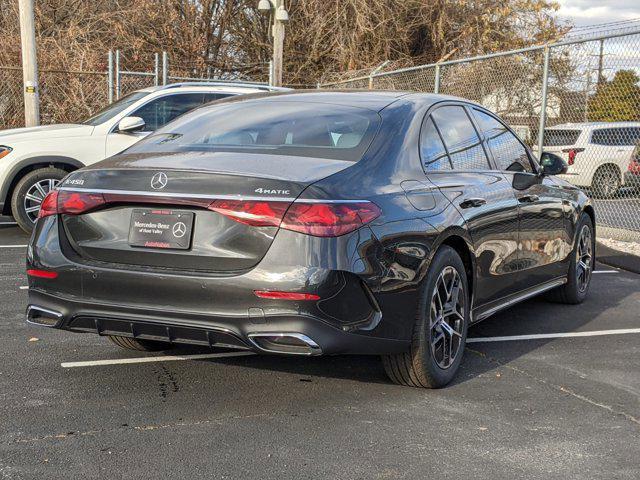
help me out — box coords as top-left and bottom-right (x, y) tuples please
(150, 172), (168, 190)
(172, 222), (187, 238)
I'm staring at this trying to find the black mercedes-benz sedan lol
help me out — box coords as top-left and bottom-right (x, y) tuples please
(26, 91), (595, 388)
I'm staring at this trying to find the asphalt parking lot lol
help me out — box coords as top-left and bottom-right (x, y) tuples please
(1, 218), (639, 479)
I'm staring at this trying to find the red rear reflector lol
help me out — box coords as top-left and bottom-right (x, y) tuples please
(208, 200), (289, 227)
(254, 290), (320, 300)
(38, 190), (59, 218)
(27, 269), (58, 279)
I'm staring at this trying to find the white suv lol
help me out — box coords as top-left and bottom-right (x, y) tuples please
(0, 82), (288, 232)
(542, 122), (640, 198)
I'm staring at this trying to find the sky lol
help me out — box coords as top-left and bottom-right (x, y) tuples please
(557, 0), (640, 29)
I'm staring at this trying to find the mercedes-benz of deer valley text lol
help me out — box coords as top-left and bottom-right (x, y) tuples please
(27, 91), (595, 388)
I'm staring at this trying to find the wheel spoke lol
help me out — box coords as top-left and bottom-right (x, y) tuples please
(35, 182), (47, 198)
(25, 205), (41, 213)
(25, 193), (42, 204)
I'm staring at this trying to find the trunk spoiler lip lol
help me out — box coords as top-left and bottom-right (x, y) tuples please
(56, 186), (369, 204)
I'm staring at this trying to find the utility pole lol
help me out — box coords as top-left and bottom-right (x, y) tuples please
(597, 38), (605, 84)
(18, 0), (40, 126)
(258, 0), (289, 87)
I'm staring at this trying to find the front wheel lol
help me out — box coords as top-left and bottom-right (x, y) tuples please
(382, 245), (470, 388)
(11, 167), (68, 233)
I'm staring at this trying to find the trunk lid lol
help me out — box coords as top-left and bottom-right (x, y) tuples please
(60, 152), (353, 272)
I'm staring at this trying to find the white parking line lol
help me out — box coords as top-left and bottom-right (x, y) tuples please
(0, 222), (17, 225)
(61, 351), (255, 368)
(467, 328), (640, 343)
(19, 286), (28, 290)
(593, 270), (619, 274)
(0, 244), (28, 248)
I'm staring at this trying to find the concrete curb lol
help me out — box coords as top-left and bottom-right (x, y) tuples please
(596, 241), (640, 275)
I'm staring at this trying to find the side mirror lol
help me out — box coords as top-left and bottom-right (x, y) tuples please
(539, 152), (568, 176)
(117, 116), (145, 133)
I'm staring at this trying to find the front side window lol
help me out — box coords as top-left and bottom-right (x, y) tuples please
(473, 109), (533, 173)
(420, 116), (451, 170)
(127, 100), (380, 162)
(591, 127), (640, 146)
(132, 93), (207, 131)
(431, 106), (490, 170)
(83, 91), (148, 126)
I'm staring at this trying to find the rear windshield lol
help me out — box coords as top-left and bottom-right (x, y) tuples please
(543, 129), (581, 146)
(126, 100), (381, 161)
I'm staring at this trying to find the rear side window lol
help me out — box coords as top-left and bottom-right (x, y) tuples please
(473, 109), (533, 173)
(431, 106), (490, 170)
(543, 129), (581, 146)
(128, 101), (380, 161)
(591, 128), (640, 146)
(133, 93), (206, 131)
(203, 93), (234, 104)
(420, 117), (452, 170)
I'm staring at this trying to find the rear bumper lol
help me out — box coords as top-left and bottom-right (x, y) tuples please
(26, 289), (408, 355)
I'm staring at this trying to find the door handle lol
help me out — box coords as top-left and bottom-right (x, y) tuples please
(459, 198), (486, 209)
(518, 194), (539, 203)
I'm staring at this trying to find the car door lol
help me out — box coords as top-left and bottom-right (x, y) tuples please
(471, 108), (568, 290)
(104, 93), (208, 157)
(422, 104), (521, 308)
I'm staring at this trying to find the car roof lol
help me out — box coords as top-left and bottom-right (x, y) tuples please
(192, 89), (471, 112)
(137, 82), (292, 95)
(546, 122), (640, 130)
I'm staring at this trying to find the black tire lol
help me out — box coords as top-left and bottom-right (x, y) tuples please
(382, 245), (470, 388)
(548, 212), (595, 304)
(108, 335), (172, 352)
(591, 165), (621, 199)
(11, 167), (68, 233)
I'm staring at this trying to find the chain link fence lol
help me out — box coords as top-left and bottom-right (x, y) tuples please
(320, 29), (640, 244)
(0, 51), (268, 129)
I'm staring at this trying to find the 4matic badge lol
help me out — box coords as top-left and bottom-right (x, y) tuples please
(254, 187), (290, 195)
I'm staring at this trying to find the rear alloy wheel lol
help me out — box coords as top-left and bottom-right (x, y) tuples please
(382, 246), (469, 388)
(108, 335), (173, 352)
(592, 166), (621, 199)
(548, 212), (595, 304)
(11, 167), (68, 233)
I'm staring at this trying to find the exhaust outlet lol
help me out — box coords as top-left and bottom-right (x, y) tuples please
(247, 333), (322, 356)
(27, 305), (63, 327)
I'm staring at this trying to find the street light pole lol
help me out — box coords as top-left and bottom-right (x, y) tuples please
(18, 0), (40, 126)
(258, 0), (289, 87)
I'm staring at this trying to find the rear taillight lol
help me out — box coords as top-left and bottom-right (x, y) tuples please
(208, 200), (289, 227)
(561, 147), (585, 166)
(38, 190), (59, 218)
(209, 200), (380, 237)
(629, 159), (640, 175)
(281, 202), (381, 237)
(38, 190), (106, 219)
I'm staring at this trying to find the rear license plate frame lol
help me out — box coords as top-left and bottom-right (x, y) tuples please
(128, 209), (194, 250)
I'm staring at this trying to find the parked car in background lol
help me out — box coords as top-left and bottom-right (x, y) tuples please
(542, 122), (640, 198)
(0, 82), (289, 232)
(26, 91), (595, 388)
(623, 142), (640, 191)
